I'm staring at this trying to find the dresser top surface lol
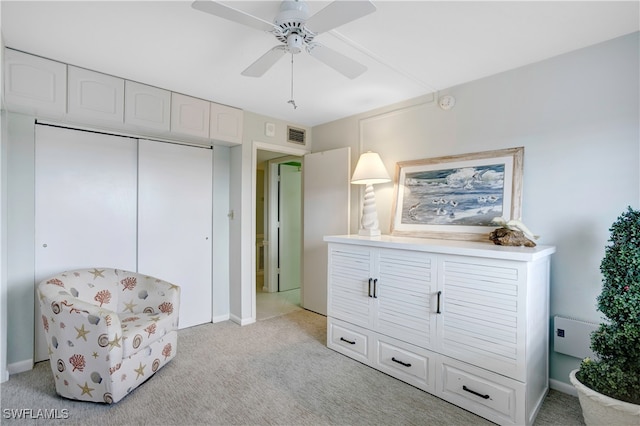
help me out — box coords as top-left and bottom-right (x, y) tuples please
(324, 234), (556, 262)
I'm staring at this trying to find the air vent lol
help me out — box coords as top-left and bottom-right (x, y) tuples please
(287, 126), (306, 145)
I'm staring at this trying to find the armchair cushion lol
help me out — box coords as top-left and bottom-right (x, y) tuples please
(38, 268), (180, 404)
(118, 312), (176, 358)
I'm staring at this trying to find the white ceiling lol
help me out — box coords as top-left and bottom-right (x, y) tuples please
(2, 1), (638, 127)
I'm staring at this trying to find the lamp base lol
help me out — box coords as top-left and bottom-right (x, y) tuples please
(358, 228), (381, 237)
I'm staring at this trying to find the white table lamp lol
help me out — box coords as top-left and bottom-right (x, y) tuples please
(351, 152), (391, 237)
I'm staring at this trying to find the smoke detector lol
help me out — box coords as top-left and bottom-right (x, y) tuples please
(438, 95), (456, 110)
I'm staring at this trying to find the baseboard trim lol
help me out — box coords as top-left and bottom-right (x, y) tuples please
(8, 358), (33, 376)
(211, 314), (230, 323)
(229, 314), (255, 326)
(550, 378), (578, 397)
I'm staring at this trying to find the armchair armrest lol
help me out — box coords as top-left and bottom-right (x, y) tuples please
(122, 273), (180, 317)
(38, 289), (124, 368)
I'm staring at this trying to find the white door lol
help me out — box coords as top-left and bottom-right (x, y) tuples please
(34, 124), (138, 361)
(137, 139), (213, 329)
(278, 162), (302, 292)
(302, 147), (351, 315)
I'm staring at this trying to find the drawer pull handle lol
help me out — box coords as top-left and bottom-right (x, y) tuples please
(436, 291), (442, 314)
(340, 337), (356, 345)
(368, 278), (373, 298)
(373, 278), (378, 298)
(391, 357), (411, 367)
(463, 385), (490, 400)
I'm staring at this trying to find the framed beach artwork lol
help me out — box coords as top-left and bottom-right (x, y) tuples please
(390, 147), (524, 241)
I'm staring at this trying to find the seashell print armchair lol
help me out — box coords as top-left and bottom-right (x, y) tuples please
(37, 268), (180, 404)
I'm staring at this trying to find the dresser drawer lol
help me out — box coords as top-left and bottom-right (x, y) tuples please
(327, 318), (370, 364)
(375, 337), (435, 392)
(438, 357), (524, 424)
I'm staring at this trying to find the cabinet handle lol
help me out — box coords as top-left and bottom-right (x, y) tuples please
(436, 290), (442, 314)
(463, 385), (490, 400)
(373, 279), (378, 298)
(391, 357), (411, 367)
(368, 278), (373, 298)
(340, 337), (356, 345)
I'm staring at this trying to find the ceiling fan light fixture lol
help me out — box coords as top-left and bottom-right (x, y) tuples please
(287, 33), (304, 54)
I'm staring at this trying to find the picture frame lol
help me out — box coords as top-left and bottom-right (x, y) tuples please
(390, 147), (524, 241)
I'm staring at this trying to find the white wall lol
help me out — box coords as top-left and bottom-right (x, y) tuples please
(212, 145), (231, 323)
(229, 144), (243, 322)
(312, 32), (639, 387)
(228, 111), (311, 325)
(0, 108), (7, 383)
(4, 113), (36, 371)
(0, 32), (8, 382)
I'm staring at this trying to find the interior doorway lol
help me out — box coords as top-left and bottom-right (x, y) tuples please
(255, 149), (303, 320)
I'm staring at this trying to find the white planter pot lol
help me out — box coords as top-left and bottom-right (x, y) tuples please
(570, 369), (640, 426)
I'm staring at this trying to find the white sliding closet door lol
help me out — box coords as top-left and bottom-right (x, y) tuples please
(34, 124), (138, 361)
(138, 139), (213, 329)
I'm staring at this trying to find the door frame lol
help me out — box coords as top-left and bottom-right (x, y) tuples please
(251, 141), (309, 319)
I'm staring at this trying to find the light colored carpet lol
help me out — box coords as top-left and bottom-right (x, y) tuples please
(256, 288), (301, 321)
(1, 309), (584, 425)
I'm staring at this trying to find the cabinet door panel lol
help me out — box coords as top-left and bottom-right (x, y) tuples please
(68, 66), (124, 123)
(34, 125), (138, 361)
(4, 48), (67, 116)
(327, 245), (373, 328)
(439, 256), (525, 379)
(138, 139), (213, 329)
(124, 81), (171, 131)
(209, 102), (243, 145)
(170, 93), (210, 139)
(376, 249), (436, 348)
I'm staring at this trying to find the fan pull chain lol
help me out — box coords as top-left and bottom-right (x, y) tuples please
(288, 53), (297, 110)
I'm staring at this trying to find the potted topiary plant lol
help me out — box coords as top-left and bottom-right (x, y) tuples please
(569, 206), (640, 425)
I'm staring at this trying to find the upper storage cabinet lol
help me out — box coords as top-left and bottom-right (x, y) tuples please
(209, 102), (243, 146)
(67, 66), (124, 124)
(3, 48), (67, 117)
(124, 80), (171, 132)
(4, 48), (241, 146)
(171, 93), (210, 139)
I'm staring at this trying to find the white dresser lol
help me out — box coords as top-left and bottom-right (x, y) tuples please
(324, 235), (556, 426)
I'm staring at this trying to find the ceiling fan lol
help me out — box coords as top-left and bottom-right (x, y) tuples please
(192, 0), (376, 79)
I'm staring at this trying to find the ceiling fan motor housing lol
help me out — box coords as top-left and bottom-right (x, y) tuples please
(274, 0), (315, 53)
(276, 0), (310, 22)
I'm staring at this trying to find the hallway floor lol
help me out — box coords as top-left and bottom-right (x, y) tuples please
(256, 287), (302, 321)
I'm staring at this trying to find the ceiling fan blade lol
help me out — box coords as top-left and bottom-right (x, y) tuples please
(307, 43), (367, 79)
(192, 0), (275, 32)
(241, 45), (287, 77)
(305, 1), (376, 34)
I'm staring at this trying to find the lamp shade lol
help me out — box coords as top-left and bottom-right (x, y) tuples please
(351, 152), (391, 185)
